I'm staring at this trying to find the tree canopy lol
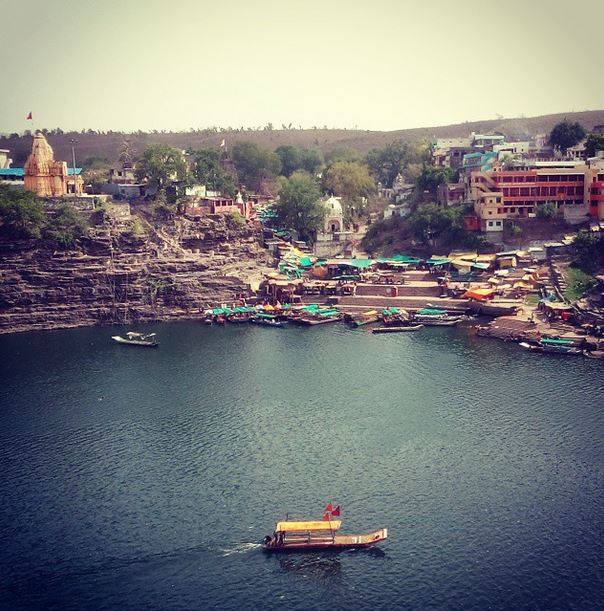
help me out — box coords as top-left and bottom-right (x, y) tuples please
(571, 230), (604, 273)
(273, 171), (324, 242)
(366, 140), (431, 187)
(584, 133), (604, 158)
(415, 165), (456, 196)
(189, 148), (236, 196)
(275, 146), (325, 177)
(232, 142), (281, 190)
(548, 120), (586, 152)
(0, 185), (45, 238)
(136, 144), (187, 190)
(322, 161), (375, 219)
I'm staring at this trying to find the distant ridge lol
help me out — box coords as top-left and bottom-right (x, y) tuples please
(3, 109), (604, 165)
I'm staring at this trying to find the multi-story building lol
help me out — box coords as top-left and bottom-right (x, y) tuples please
(470, 158), (604, 231)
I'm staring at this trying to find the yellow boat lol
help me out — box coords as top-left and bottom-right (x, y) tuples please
(262, 519), (387, 552)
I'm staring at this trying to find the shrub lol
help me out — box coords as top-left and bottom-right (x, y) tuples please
(536, 202), (557, 219)
(43, 204), (89, 249)
(0, 185), (45, 238)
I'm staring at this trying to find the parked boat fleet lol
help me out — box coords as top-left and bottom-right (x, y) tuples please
(199, 303), (468, 331)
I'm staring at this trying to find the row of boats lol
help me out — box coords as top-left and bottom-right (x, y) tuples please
(202, 304), (466, 331)
(110, 306), (466, 346)
(346, 307), (466, 334)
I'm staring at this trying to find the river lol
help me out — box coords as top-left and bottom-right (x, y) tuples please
(0, 321), (602, 609)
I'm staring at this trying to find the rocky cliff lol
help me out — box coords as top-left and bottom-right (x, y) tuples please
(0, 213), (271, 334)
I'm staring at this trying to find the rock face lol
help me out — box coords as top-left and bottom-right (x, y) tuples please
(0, 214), (269, 334)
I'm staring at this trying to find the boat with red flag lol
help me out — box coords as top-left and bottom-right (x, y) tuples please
(262, 504), (388, 552)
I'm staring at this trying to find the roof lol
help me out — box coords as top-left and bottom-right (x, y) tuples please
(275, 520), (342, 532)
(0, 167), (82, 177)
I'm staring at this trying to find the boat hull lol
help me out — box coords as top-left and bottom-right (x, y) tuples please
(263, 528), (387, 552)
(111, 336), (158, 347)
(372, 325), (423, 333)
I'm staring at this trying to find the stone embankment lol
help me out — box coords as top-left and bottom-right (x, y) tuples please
(0, 214), (270, 334)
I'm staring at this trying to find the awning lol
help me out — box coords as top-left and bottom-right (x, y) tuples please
(463, 288), (495, 301)
(417, 308), (446, 315)
(276, 520), (342, 532)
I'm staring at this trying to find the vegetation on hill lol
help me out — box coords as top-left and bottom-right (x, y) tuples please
(3, 110), (604, 165)
(0, 185), (89, 248)
(273, 171), (324, 242)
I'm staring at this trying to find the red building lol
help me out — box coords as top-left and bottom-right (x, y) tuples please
(470, 160), (604, 231)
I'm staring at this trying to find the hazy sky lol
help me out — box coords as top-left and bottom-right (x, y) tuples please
(1, 0), (603, 133)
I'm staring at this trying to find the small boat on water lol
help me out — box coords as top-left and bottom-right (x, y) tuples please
(251, 314), (286, 327)
(519, 338), (582, 355)
(346, 309), (380, 327)
(413, 307), (462, 327)
(262, 518), (387, 552)
(372, 324), (423, 334)
(111, 332), (158, 347)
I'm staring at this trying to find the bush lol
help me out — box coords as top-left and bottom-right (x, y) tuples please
(536, 202), (557, 219)
(564, 266), (596, 302)
(126, 216), (146, 236)
(228, 210), (246, 229)
(43, 204), (89, 249)
(0, 185), (45, 238)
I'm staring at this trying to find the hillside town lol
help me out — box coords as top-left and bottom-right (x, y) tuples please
(1, 120), (603, 357)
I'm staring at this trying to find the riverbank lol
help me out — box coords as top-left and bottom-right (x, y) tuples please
(0, 213), (271, 334)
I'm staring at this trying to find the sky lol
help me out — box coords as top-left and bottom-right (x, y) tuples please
(1, 0), (603, 133)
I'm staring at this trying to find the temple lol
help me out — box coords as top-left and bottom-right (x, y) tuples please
(23, 132), (83, 197)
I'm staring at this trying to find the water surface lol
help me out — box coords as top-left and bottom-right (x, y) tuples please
(0, 322), (602, 609)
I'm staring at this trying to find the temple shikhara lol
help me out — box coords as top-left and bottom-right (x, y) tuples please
(24, 132), (83, 197)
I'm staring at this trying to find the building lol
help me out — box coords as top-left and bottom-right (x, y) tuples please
(23, 132), (83, 197)
(470, 158), (604, 231)
(314, 196), (348, 257)
(0, 149), (12, 169)
(437, 181), (466, 206)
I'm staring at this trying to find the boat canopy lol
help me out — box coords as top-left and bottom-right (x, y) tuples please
(417, 308), (446, 315)
(275, 520), (342, 533)
(540, 338), (574, 346)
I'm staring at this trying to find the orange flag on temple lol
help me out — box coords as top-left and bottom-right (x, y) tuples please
(26, 112), (33, 120)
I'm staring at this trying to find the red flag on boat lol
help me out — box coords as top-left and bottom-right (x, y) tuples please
(26, 112), (32, 120)
(322, 512), (331, 521)
(331, 505), (341, 517)
(325, 503), (333, 513)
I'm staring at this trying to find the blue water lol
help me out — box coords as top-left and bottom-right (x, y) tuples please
(0, 322), (602, 609)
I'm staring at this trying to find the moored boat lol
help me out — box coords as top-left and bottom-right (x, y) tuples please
(262, 518), (387, 552)
(346, 309), (380, 327)
(251, 313), (285, 327)
(413, 307), (462, 327)
(111, 332), (158, 347)
(372, 324), (423, 333)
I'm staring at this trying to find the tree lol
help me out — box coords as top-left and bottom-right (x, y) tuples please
(275, 145), (303, 177)
(584, 133), (604, 158)
(322, 161), (375, 219)
(0, 185), (45, 238)
(366, 141), (409, 187)
(300, 148), (324, 175)
(232, 142), (281, 190)
(190, 148), (236, 196)
(275, 146), (324, 177)
(43, 204), (89, 249)
(136, 144), (187, 192)
(366, 140), (431, 187)
(571, 231), (604, 273)
(273, 171), (324, 241)
(548, 120), (586, 152)
(416, 165), (456, 196)
(325, 147), (362, 164)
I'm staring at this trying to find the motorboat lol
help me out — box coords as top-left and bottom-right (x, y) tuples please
(111, 332), (158, 347)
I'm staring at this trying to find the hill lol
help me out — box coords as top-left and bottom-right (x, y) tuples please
(3, 110), (604, 166)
